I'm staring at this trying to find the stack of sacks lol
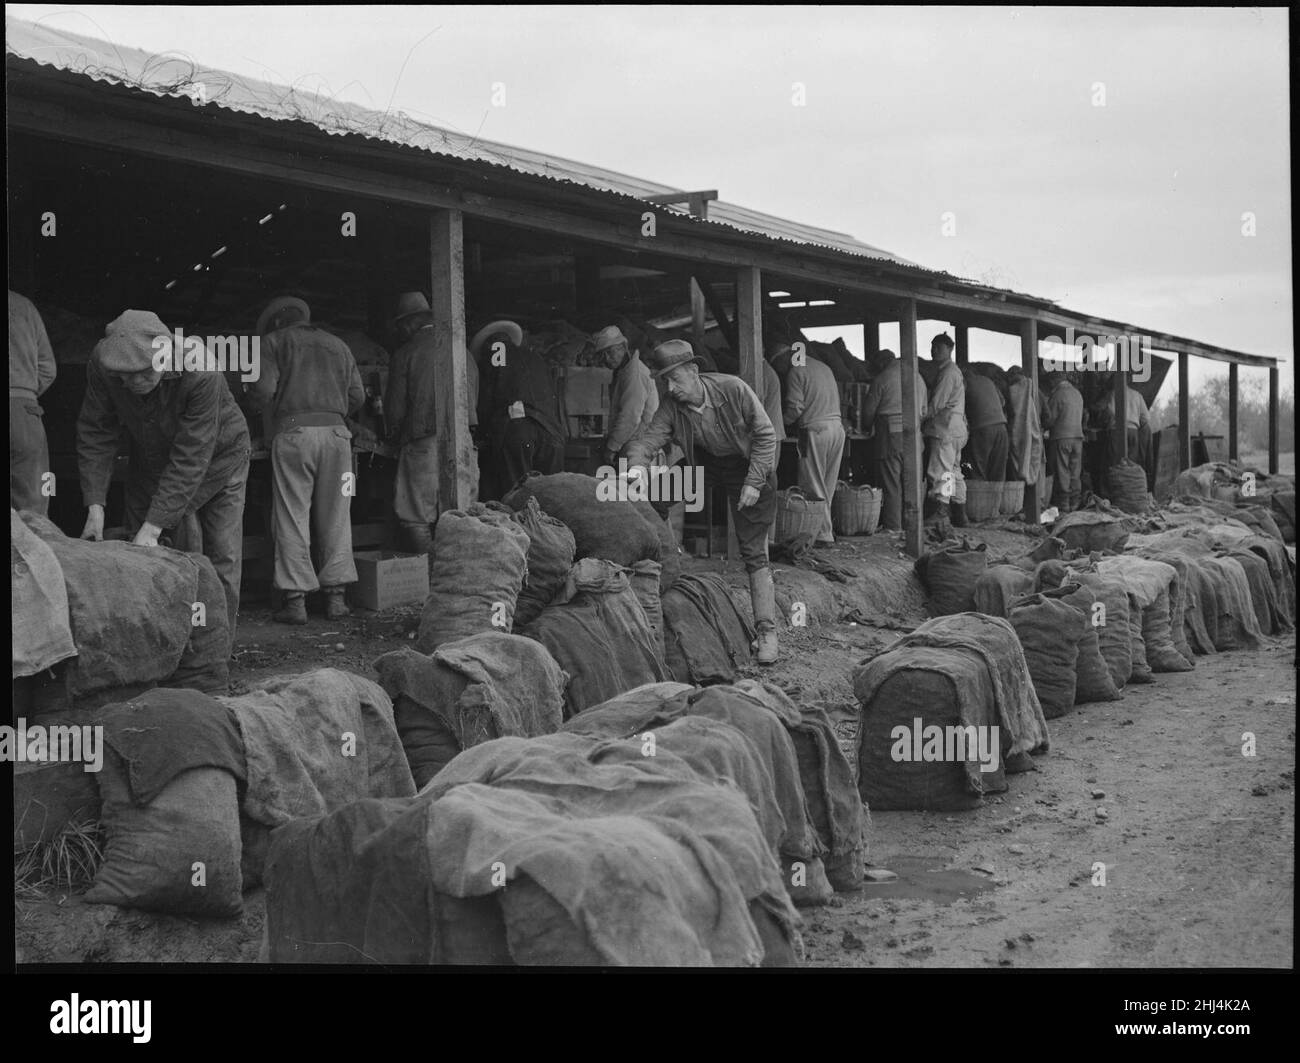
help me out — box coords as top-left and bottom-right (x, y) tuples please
(913, 539), (988, 616)
(1095, 556), (1195, 673)
(1051, 507), (1134, 554)
(852, 614), (1050, 811)
(562, 679), (867, 901)
(510, 496), (576, 627)
(16, 512), (231, 700)
(660, 572), (755, 685)
(521, 558), (668, 717)
(502, 471), (680, 592)
(263, 730), (801, 966)
(972, 564), (1034, 619)
(373, 632), (568, 788)
(85, 670), (417, 914)
(418, 503), (530, 652)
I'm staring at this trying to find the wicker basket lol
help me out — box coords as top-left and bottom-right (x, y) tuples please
(831, 482), (882, 536)
(963, 481), (1004, 522)
(1000, 480), (1025, 516)
(773, 487), (829, 542)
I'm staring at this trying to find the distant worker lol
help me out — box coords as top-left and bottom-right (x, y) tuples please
(9, 290), (56, 514)
(247, 296), (363, 625)
(473, 320), (565, 490)
(772, 342), (844, 544)
(387, 291), (480, 554)
(758, 349), (787, 450)
(922, 333), (968, 534)
(625, 340), (780, 664)
(962, 366), (1009, 482)
(1040, 372), (1085, 513)
(593, 325), (657, 463)
(77, 309), (250, 645)
(860, 348), (927, 532)
(1104, 384), (1151, 467)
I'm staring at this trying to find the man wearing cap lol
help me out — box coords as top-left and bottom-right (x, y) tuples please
(771, 342), (844, 545)
(625, 340), (781, 664)
(9, 290), (56, 514)
(387, 292), (480, 552)
(475, 320), (565, 490)
(77, 309), (250, 644)
(859, 347), (928, 533)
(1041, 372), (1085, 512)
(246, 296), (364, 624)
(922, 333), (968, 534)
(592, 325), (657, 464)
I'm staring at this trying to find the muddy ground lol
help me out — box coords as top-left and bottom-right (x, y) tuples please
(14, 523), (1296, 967)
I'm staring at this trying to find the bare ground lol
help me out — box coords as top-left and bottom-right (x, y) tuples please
(15, 525), (1296, 967)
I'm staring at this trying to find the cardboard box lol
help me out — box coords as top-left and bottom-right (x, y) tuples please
(349, 550), (429, 611)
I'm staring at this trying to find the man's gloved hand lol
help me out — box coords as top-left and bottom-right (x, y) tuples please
(737, 485), (760, 509)
(80, 504), (105, 541)
(131, 521), (162, 548)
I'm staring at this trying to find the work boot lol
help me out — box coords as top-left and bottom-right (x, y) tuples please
(749, 566), (779, 665)
(925, 502), (952, 540)
(323, 587), (351, 620)
(273, 591), (308, 626)
(950, 501), (969, 528)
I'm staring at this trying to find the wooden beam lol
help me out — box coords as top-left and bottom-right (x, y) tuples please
(430, 208), (471, 515)
(1020, 319), (1040, 524)
(690, 279), (707, 349)
(1112, 343), (1129, 461)
(863, 314), (880, 358)
(1227, 363), (1239, 461)
(955, 324), (969, 366)
(899, 298), (924, 558)
(1177, 352), (1191, 470)
(1268, 366), (1279, 474)
(735, 266), (763, 395)
(696, 276), (738, 351)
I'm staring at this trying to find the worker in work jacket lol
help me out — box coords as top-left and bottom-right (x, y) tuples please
(772, 343), (844, 545)
(387, 291), (480, 554)
(921, 333), (968, 533)
(860, 348), (929, 533)
(592, 325), (657, 463)
(1040, 374), (1085, 513)
(77, 309), (250, 647)
(246, 296), (364, 625)
(9, 290), (56, 514)
(962, 367), (1009, 482)
(624, 339), (781, 665)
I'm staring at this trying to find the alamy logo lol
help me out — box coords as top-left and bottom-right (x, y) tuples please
(890, 718), (1001, 774)
(595, 459), (704, 512)
(152, 329), (261, 382)
(50, 996), (151, 1043)
(0, 718), (103, 772)
(1039, 327), (1151, 383)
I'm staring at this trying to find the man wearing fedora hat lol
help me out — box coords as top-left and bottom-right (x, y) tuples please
(386, 291), (480, 552)
(77, 309), (251, 647)
(625, 339), (782, 664)
(592, 324), (657, 465)
(247, 296), (364, 624)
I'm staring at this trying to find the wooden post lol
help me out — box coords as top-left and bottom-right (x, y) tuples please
(735, 266), (763, 395)
(863, 315), (880, 359)
(574, 255), (602, 318)
(1020, 319), (1040, 525)
(1177, 351), (1191, 470)
(1112, 340), (1129, 461)
(430, 209), (471, 515)
(690, 279), (707, 349)
(1268, 366), (1279, 474)
(1227, 362), (1239, 461)
(955, 324), (969, 367)
(899, 298), (924, 558)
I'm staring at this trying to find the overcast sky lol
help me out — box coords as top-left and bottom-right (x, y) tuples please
(9, 5), (1292, 399)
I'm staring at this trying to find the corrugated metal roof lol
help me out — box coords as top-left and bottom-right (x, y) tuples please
(5, 15), (921, 268)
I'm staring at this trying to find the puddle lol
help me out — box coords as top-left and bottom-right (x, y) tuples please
(860, 855), (997, 905)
